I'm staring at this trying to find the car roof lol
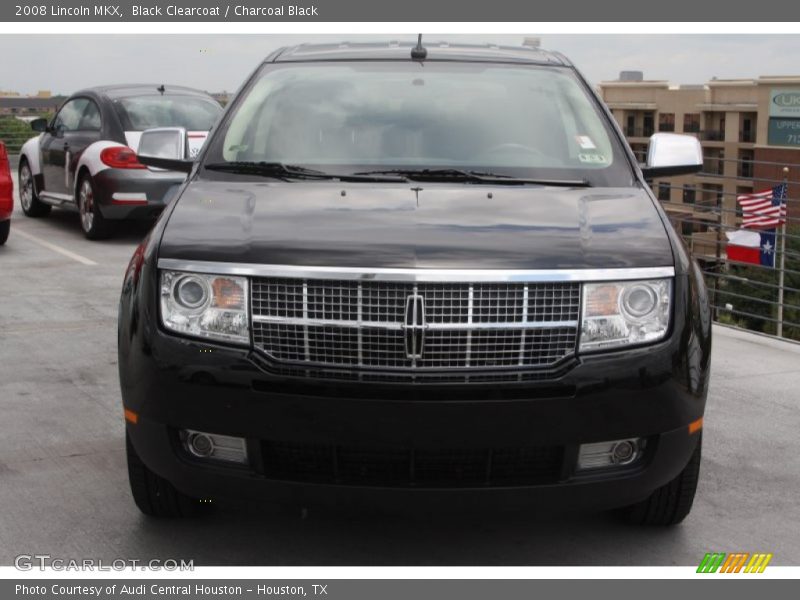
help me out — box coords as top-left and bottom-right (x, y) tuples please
(71, 84), (215, 100)
(270, 41), (569, 66)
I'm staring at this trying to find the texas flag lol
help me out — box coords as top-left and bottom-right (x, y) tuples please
(726, 229), (777, 268)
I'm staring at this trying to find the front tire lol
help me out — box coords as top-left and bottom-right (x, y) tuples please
(620, 434), (702, 526)
(19, 160), (51, 217)
(126, 432), (208, 518)
(77, 174), (112, 240)
(0, 220), (9, 245)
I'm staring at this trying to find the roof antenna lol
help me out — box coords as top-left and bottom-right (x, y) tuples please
(411, 34), (427, 60)
(157, 85), (165, 95)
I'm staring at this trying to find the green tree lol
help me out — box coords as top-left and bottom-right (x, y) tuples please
(0, 114), (52, 154)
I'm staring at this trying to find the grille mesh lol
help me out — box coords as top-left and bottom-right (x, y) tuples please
(252, 278), (580, 377)
(261, 440), (564, 487)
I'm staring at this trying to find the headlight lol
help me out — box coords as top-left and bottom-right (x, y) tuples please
(579, 279), (671, 352)
(160, 270), (249, 344)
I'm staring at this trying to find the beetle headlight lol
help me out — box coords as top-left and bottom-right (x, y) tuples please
(579, 279), (671, 352)
(160, 270), (249, 344)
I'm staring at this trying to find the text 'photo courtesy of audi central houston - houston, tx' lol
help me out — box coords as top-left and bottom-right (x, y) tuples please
(18, 84), (221, 239)
(118, 40), (712, 525)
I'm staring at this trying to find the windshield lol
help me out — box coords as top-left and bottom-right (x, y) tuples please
(114, 95), (221, 131)
(205, 61), (633, 186)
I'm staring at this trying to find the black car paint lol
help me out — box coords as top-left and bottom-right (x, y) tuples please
(36, 90), (126, 194)
(118, 46), (711, 510)
(158, 182), (674, 270)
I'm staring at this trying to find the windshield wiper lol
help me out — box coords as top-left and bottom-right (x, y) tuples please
(205, 162), (408, 182)
(352, 168), (591, 187)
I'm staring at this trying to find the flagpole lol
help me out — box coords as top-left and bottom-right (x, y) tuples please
(776, 167), (789, 339)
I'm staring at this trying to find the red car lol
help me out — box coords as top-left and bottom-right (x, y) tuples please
(0, 142), (12, 245)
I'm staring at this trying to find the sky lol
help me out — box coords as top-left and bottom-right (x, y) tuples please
(1, 34), (799, 95)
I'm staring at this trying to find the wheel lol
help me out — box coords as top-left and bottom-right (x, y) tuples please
(620, 434), (702, 526)
(0, 220), (9, 245)
(77, 173), (113, 240)
(18, 159), (51, 217)
(126, 432), (208, 518)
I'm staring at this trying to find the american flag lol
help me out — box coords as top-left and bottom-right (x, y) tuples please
(737, 183), (787, 229)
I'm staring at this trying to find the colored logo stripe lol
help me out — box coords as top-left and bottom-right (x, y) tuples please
(697, 553), (726, 573)
(745, 553), (773, 573)
(720, 553), (749, 573)
(697, 552), (772, 573)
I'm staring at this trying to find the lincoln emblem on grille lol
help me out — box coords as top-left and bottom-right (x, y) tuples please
(403, 293), (426, 359)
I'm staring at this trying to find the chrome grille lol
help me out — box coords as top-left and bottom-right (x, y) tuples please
(251, 277), (580, 377)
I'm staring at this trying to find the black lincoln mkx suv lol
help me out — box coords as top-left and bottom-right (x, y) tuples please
(118, 40), (711, 525)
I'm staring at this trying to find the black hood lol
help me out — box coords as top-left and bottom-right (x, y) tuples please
(158, 180), (674, 270)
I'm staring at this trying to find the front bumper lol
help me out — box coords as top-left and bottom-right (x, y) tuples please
(93, 168), (185, 220)
(121, 324), (707, 512)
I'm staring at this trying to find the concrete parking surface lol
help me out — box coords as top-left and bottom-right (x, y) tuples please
(1, 172), (799, 566)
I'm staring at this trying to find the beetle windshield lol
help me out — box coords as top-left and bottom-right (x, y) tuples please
(206, 61), (633, 186)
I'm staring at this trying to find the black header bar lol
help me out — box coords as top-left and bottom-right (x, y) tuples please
(3, 0), (800, 22)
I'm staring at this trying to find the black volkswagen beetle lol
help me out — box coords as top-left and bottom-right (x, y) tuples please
(118, 41), (711, 524)
(19, 84), (221, 239)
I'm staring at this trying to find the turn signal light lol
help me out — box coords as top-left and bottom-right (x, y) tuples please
(100, 146), (146, 169)
(688, 417), (704, 435)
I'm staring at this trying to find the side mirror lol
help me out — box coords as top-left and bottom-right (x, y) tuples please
(136, 127), (193, 173)
(641, 133), (703, 179)
(31, 118), (48, 133)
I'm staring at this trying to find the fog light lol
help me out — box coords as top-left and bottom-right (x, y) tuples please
(577, 438), (643, 471)
(182, 430), (248, 465)
(612, 440), (636, 464)
(187, 432), (214, 457)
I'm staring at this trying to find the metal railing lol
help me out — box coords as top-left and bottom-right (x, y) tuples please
(624, 126), (656, 138)
(739, 129), (756, 143)
(700, 129), (726, 142)
(651, 156), (800, 341)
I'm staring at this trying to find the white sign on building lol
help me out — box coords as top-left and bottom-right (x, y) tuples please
(770, 88), (800, 118)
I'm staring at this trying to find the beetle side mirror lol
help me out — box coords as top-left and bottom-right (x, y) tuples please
(641, 133), (703, 179)
(136, 127), (194, 173)
(31, 118), (48, 133)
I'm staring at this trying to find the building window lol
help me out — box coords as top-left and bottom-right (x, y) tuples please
(625, 114), (636, 137)
(740, 114), (756, 143)
(630, 143), (648, 163)
(659, 113), (675, 132)
(703, 150), (725, 175)
(683, 113), (700, 133)
(683, 184), (696, 204)
(658, 182), (671, 201)
(643, 112), (655, 137)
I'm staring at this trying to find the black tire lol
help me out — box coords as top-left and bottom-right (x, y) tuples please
(620, 434), (702, 526)
(0, 220), (9, 245)
(18, 159), (51, 217)
(77, 173), (113, 240)
(126, 432), (208, 518)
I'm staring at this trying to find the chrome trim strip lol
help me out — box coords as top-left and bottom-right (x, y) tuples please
(518, 284), (529, 366)
(465, 284), (474, 368)
(252, 315), (578, 331)
(159, 259), (675, 283)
